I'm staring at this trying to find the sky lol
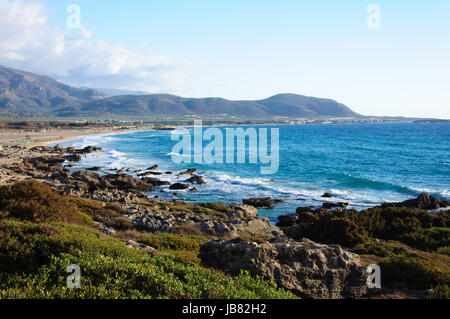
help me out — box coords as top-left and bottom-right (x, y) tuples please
(0, 0), (449, 118)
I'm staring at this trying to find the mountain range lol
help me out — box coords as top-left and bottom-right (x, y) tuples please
(0, 65), (361, 119)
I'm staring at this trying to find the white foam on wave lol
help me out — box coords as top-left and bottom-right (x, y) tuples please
(408, 186), (450, 198)
(56, 134), (119, 149)
(201, 170), (404, 207)
(166, 152), (190, 158)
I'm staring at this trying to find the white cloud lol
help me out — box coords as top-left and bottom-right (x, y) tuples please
(0, 0), (190, 93)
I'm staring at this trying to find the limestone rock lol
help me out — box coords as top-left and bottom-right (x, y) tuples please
(199, 237), (368, 299)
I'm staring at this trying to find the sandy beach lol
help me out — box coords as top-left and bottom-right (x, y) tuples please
(0, 125), (157, 184)
(0, 126), (155, 148)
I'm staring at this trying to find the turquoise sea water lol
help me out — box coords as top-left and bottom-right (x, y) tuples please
(56, 122), (450, 223)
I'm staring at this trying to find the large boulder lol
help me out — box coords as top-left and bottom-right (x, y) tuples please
(141, 177), (170, 187)
(276, 215), (298, 227)
(242, 197), (275, 209)
(185, 175), (207, 185)
(169, 183), (190, 190)
(199, 238), (368, 299)
(228, 204), (258, 219)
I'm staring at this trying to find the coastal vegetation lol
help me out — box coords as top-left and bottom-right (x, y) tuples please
(285, 206), (450, 296)
(0, 180), (297, 299)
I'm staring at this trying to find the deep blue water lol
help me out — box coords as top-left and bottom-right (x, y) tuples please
(55, 122), (450, 223)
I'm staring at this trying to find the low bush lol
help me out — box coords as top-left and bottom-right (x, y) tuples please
(291, 213), (369, 247)
(198, 202), (233, 214)
(139, 232), (209, 264)
(379, 256), (450, 290)
(290, 207), (450, 252)
(0, 180), (84, 224)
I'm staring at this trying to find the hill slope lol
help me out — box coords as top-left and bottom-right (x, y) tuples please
(0, 65), (105, 115)
(0, 65), (361, 119)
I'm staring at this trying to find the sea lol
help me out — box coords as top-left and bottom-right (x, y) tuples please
(54, 122), (450, 224)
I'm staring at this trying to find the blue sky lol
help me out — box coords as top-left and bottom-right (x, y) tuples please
(1, 0), (449, 118)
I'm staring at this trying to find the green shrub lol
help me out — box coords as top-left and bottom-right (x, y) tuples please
(139, 232), (209, 264)
(77, 211), (94, 225)
(290, 207), (450, 252)
(352, 242), (391, 257)
(379, 256), (450, 290)
(437, 246), (450, 256)
(430, 285), (450, 299)
(0, 180), (84, 224)
(199, 202), (232, 214)
(139, 232), (207, 251)
(291, 212), (368, 247)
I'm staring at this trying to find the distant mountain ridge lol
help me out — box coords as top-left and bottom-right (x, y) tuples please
(86, 88), (151, 97)
(0, 65), (361, 119)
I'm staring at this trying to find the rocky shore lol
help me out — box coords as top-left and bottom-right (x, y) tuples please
(0, 143), (449, 299)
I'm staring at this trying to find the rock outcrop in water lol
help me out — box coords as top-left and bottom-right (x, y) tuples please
(381, 192), (450, 210)
(199, 237), (368, 299)
(169, 183), (190, 190)
(185, 175), (207, 185)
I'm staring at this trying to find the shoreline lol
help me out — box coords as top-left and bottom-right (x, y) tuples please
(2, 120), (429, 149)
(39, 124), (450, 212)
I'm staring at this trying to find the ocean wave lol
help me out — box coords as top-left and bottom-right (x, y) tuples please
(59, 127), (450, 210)
(108, 150), (127, 158)
(340, 172), (417, 195)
